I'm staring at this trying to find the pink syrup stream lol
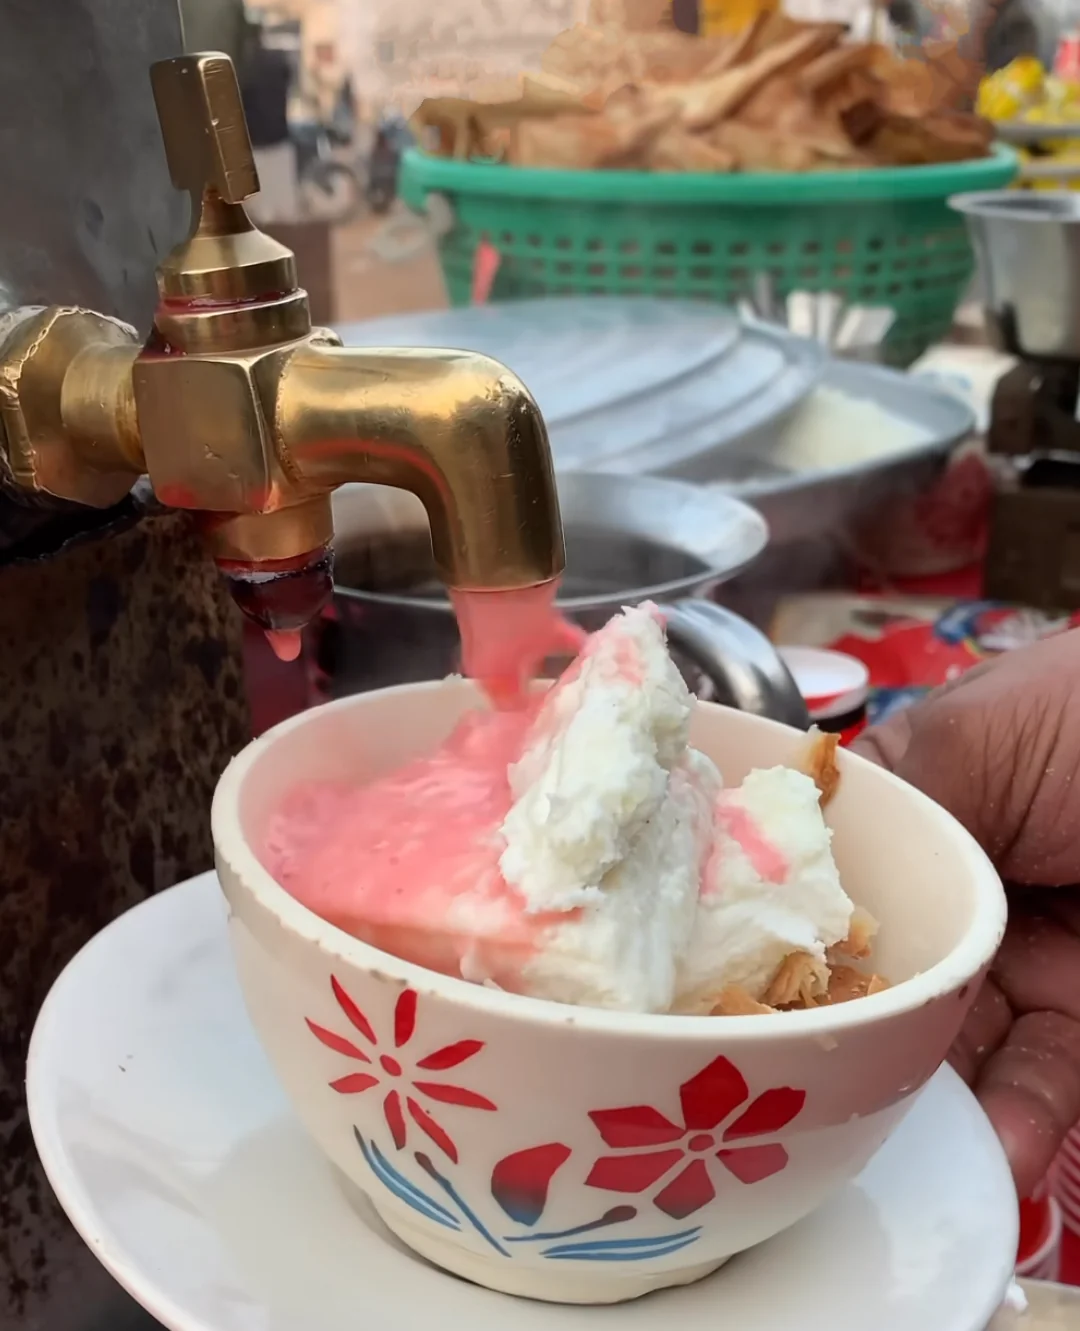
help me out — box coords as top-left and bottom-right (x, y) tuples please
(267, 579), (579, 685)
(452, 581), (586, 709)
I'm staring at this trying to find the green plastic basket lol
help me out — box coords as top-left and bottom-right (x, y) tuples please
(401, 145), (1017, 366)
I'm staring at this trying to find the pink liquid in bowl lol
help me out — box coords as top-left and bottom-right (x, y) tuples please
(260, 705), (558, 985)
(261, 581), (584, 984)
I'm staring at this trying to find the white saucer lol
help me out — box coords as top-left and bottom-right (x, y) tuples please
(28, 873), (1018, 1331)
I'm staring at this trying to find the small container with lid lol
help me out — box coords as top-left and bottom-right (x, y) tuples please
(779, 646), (871, 746)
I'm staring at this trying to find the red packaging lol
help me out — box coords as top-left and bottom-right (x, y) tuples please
(1017, 1187), (1062, 1280)
(772, 595), (1080, 728)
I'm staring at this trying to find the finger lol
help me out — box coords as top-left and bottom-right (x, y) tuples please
(1043, 891), (1080, 936)
(850, 655), (1005, 773)
(850, 707), (912, 770)
(851, 632), (1080, 884)
(948, 977), (1012, 1085)
(976, 1009), (1080, 1197)
(851, 680), (1011, 853)
(991, 909), (1080, 1025)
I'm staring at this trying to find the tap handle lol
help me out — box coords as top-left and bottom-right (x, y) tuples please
(150, 53), (258, 204)
(146, 51), (301, 320)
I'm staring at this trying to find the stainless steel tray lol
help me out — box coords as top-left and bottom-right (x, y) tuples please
(586, 320), (825, 477)
(333, 300), (824, 476)
(700, 351), (976, 547)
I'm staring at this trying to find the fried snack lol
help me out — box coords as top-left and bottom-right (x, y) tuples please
(822, 69), (886, 148)
(417, 14), (992, 174)
(710, 119), (821, 172)
(732, 69), (865, 163)
(698, 13), (773, 78)
(700, 738), (888, 1016)
(648, 126), (737, 171)
(800, 727), (841, 809)
(868, 109), (993, 166)
(823, 965), (890, 1004)
(514, 85), (678, 169)
(709, 960), (888, 1016)
(515, 114), (628, 169)
(412, 74), (596, 161)
(796, 43), (878, 97)
(627, 32), (734, 84)
(673, 27), (845, 132)
(710, 985), (776, 1016)
(764, 951), (830, 1007)
(831, 906), (879, 962)
(604, 82), (682, 146)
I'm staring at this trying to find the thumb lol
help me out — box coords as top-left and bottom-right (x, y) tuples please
(850, 656), (1004, 775)
(849, 636), (1080, 882)
(850, 707), (911, 772)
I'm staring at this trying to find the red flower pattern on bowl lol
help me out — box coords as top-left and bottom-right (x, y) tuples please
(585, 1055), (806, 1219)
(307, 977), (495, 1163)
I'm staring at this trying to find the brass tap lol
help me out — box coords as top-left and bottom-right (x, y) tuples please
(0, 53), (564, 633)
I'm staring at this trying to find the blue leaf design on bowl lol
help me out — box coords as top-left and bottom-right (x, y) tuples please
(355, 1130), (461, 1231)
(353, 1130), (703, 1264)
(542, 1227), (703, 1262)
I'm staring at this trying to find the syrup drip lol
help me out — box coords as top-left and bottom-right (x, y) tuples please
(265, 629), (304, 662)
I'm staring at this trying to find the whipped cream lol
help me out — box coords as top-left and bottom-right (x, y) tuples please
(500, 603), (699, 912)
(674, 767), (853, 1013)
(498, 605), (853, 1011)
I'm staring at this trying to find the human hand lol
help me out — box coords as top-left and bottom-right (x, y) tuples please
(853, 629), (1080, 1198)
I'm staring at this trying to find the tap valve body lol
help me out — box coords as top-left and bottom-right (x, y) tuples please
(0, 53), (565, 637)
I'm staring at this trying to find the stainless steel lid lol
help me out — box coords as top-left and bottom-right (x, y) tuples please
(334, 299), (823, 475)
(701, 354), (976, 548)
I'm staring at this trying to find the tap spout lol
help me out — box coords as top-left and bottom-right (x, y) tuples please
(277, 343), (565, 591)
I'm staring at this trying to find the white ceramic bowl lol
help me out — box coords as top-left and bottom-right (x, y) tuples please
(213, 681), (1007, 1305)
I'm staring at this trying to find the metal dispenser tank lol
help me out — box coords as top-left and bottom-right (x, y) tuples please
(0, 4), (564, 1327)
